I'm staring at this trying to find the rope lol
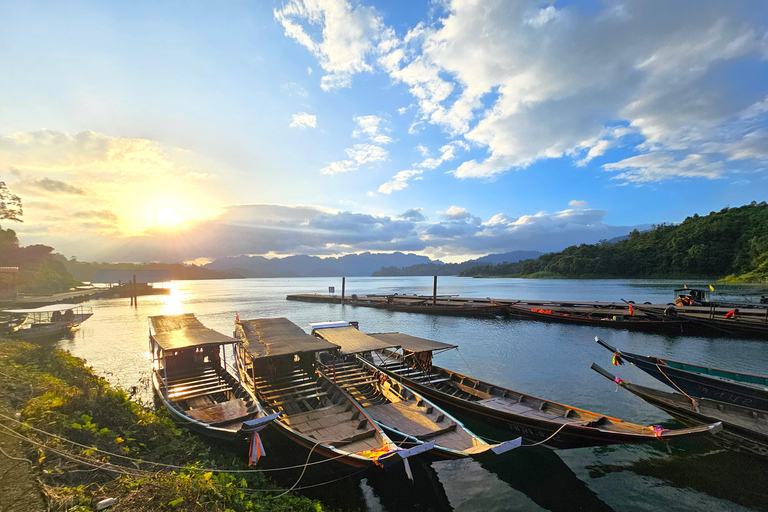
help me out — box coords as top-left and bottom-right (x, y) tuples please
(0, 412), (361, 473)
(656, 364), (699, 409)
(0, 419), (376, 495)
(522, 422), (572, 447)
(455, 348), (475, 379)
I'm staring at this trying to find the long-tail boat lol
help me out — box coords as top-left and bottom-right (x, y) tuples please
(366, 332), (723, 449)
(148, 314), (277, 441)
(595, 337), (768, 411)
(2, 304), (94, 340)
(234, 317), (433, 469)
(505, 302), (689, 335)
(591, 363), (763, 455)
(309, 321), (520, 459)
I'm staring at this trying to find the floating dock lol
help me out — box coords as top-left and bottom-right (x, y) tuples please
(286, 293), (768, 337)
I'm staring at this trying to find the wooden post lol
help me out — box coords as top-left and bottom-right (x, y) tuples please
(432, 275), (437, 306)
(341, 277), (346, 303)
(133, 275), (138, 307)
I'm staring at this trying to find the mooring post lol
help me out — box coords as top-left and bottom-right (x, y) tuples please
(433, 275), (437, 306)
(133, 275), (138, 307)
(341, 277), (346, 303)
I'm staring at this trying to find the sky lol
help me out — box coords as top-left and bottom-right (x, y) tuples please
(1, 0), (767, 264)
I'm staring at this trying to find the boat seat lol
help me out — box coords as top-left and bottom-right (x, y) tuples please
(341, 379), (377, 388)
(168, 377), (224, 395)
(272, 392), (329, 407)
(330, 427), (376, 447)
(417, 377), (450, 384)
(174, 384), (231, 401)
(336, 374), (375, 384)
(261, 381), (318, 397)
(167, 369), (217, 385)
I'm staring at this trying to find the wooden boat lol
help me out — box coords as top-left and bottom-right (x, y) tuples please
(367, 332), (723, 449)
(309, 321), (520, 459)
(2, 304), (93, 340)
(505, 302), (689, 335)
(374, 299), (507, 318)
(595, 337), (768, 411)
(591, 363), (764, 455)
(234, 317), (433, 469)
(148, 314), (277, 441)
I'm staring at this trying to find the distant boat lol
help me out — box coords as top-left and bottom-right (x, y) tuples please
(591, 363), (763, 455)
(1, 304), (93, 340)
(234, 317), (433, 469)
(148, 313), (276, 441)
(310, 321), (520, 459)
(366, 332), (722, 449)
(505, 302), (689, 335)
(595, 337), (768, 411)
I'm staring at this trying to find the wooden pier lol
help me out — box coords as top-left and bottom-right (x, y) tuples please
(286, 293), (768, 337)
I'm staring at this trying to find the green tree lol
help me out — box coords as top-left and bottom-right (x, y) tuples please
(0, 178), (22, 222)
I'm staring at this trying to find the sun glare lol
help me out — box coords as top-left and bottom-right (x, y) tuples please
(157, 207), (181, 225)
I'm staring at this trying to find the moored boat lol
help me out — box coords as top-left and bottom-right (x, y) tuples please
(234, 317), (433, 469)
(310, 321), (520, 459)
(148, 313), (277, 441)
(505, 302), (689, 335)
(2, 304), (93, 340)
(591, 363), (763, 455)
(595, 337), (768, 411)
(367, 332), (723, 449)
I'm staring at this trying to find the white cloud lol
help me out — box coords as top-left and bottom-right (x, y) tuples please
(378, 169), (422, 194)
(274, 0), (384, 91)
(322, 114), (392, 174)
(289, 112), (317, 129)
(569, 200), (587, 207)
(282, 82), (309, 97)
(604, 152), (724, 183)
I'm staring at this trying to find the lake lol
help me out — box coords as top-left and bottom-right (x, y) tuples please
(59, 276), (768, 511)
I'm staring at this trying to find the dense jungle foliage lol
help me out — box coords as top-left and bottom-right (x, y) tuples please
(0, 340), (331, 511)
(0, 227), (79, 294)
(459, 202), (768, 281)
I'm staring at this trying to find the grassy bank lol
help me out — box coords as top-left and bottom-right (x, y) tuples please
(0, 340), (335, 512)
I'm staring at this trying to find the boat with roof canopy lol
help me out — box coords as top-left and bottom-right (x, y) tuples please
(364, 331), (722, 449)
(309, 321), (520, 459)
(148, 313), (277, 441)
(234, 317), (433, 470)
(1, 303), (93, 340)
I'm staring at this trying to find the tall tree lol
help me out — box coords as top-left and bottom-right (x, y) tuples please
(0, 179), (22, 222)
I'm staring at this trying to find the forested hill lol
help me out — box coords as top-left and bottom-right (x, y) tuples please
(458, 202), (768, 281)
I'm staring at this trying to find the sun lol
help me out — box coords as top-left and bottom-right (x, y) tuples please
(156, 207), (181, 225)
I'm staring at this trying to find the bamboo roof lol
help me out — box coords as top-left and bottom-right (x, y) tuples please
(311, 323), (397, 355)
(239, 317), (338, 359)
(149, 313), (236, 351)
(368, 332), (458, 353)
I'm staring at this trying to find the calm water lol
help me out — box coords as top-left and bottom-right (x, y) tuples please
(59, 277), (768, 511)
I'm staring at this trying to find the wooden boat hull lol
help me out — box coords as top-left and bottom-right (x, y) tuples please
(151, 370), (269, 442)
(506, 304), (689, 335)
(319, 355), (514, 460)
(374, 302), (506, 318)
(592, 364), (767, 455)
(596, 338), (768, 411)
(8, 312), (94, 340)
(374, 353), (721, 449)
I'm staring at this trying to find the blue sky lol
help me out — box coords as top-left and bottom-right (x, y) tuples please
(1, 0), (767, 263)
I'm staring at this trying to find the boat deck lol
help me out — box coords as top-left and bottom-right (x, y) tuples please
(324, 358), (482, 454)
(254, 366), (385, 453)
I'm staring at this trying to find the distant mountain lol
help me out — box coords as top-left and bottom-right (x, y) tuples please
(205, 252), (434, 277)
(373, 250), (543, 276)
(471, 251), (544, 265)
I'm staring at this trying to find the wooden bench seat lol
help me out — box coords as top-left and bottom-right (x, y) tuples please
(173, 384), (231, 401)
(340, 379), (377, 388)
(328, 427), (376, 447)
(271, 391), (329, 407)
(166, 369), (217, 385)
(168, 377), (224, 395)
(260, 380), (318, 397)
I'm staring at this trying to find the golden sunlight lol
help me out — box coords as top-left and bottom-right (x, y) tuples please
(156, 206), (181, 225)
